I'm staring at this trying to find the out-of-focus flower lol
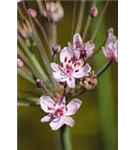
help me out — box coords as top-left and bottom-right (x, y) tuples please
(27, 8), (37, 18)
(70, 33), (95, 60)
(40, 95), (82, 130)
(43, 2), (64, 23)
(17, 58), (24, 68)
(102, 29), (118, 62)
(17, 19), (32, 38)
(17, 0), (22, 3)
(80, 71), (97, 90)
(51, 47), (91, 88)
(89, 6), (98, 17)
(52, 44), (61, 53)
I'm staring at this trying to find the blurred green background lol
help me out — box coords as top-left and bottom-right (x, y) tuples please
(18, 1), (118, 150)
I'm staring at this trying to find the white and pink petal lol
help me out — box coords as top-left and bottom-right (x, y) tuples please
(73, 33), (83, 48)
(40, 96), (55, 113)
(72, 59), (84, 70)
(66, 77), (75, 88)
(73, 49), (81, 60)
(50, 62), (63, 72)
(62, 116), (75, 127)
(41, 115), (51, 122)
(49, 118), (64, 130)
(66, 99), (82, 116)
(60, 47), (73, 64)
(85, 43), (95, 58)
(72, 63), (91, 78)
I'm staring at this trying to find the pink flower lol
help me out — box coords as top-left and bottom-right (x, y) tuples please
(17, 0), (22, 3)
(72, 33), (95, 60)
(43, 2), (64, 23)
(27, 8), (37, 18)
(102, 31), (118, 62)
(17, 58), (24, 68)
(50, 47), (91, 88)
(40, 95), (82, 130)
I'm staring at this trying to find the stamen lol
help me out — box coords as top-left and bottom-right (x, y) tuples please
(64, 57), (67, 62)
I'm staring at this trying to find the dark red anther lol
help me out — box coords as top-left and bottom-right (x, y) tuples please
(64, 57), (67, 62)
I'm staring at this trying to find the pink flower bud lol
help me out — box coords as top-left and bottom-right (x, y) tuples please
(107, 27), (114, 34)
(90, 6), (98, 17)
(17, 58), (24, 68)
(52, 45), (61, 53)
(36, 79), (43, 88)
(27, 8), (37, 18)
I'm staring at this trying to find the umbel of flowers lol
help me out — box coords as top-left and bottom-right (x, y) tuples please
(39, 31), (118, 130)
(17, 2), (118, 149)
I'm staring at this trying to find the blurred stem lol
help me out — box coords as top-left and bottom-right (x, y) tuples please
(60, 125), (72, 150)
(17, 68), (35, 85)
(71, 0), (76, 40)
(17, 97), (39, 103)
(18, 35), (49, 83)
(82, 0), (96, 40)
(17, 103), (39, 107)
(17, 5), (25, 19)
(75, 0), (85, 33)
(91, 0), (109, 41)
(34, 18), (52, 61)
(18, 88), (41, 97)
(91, 2), (116, 150)
(82, 16), (92, 40)
(51, 23), (58, 89)
(52, 24), (57, 46)
(23, 1), (56, 87)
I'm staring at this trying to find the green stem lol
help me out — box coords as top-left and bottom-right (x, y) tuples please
(17, 97), (39, 104)
(23, 1), (55, 86)
(82, 16), (92, 40)
(75, 0), (85, 33)
(17, 5), (25, 20)
(71, 0), (76, 40)
(96, 60), (113, 77)
(60, 125), (72, 150)
(82, 0), (96, 40)
(17, 103), (39, 107)
(91, 0), (109, 41)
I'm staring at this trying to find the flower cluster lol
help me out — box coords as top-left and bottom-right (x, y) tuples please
(40, 33), (95, 130)
(51, 33), (94, 89)
(40, 31), (118, 130)
(17, 1), (118, 132)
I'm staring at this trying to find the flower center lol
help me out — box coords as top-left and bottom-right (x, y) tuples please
(66, 64), (73, 75)
(53, 106), (65, 117)
(80, 49), (86, 58)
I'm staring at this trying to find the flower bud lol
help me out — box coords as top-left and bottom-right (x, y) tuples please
(17, 58), (24, 68)
(107, 27), (114, 34)
(80, 71), (97, 90)
(43, 2), (64, 24)
(89, 6), (98, 18)
(27, 8), (37, 18)
(52, 44), (61, 53)
(36, 79), (43, 88)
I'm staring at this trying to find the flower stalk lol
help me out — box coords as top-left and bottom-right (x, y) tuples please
(60, 125), (72, 150)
